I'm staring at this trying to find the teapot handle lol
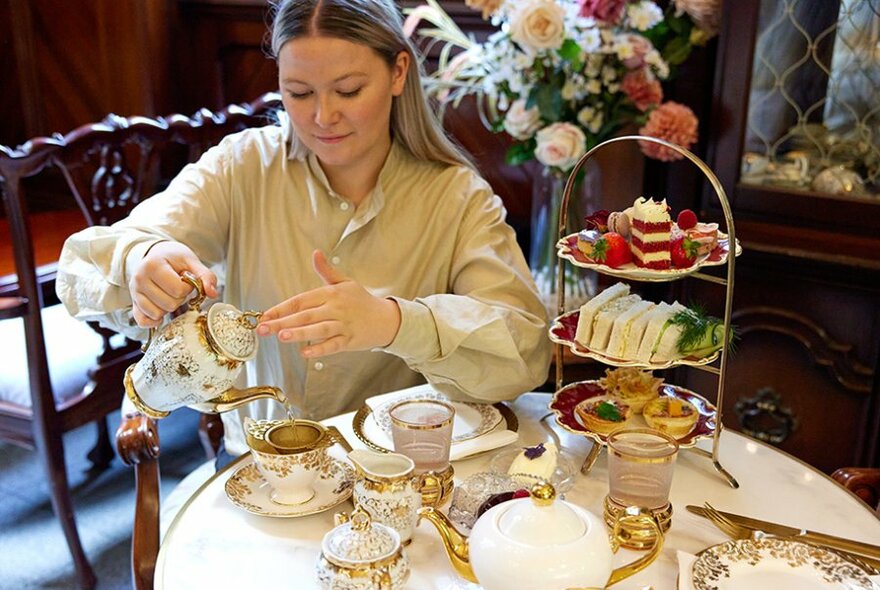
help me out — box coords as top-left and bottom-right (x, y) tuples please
(605, 509), (664, 587)
(140, 271), (206, 352)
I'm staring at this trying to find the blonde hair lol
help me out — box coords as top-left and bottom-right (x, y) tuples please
(269, 0), (475, 170)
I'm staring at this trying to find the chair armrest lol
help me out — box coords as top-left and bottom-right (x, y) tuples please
(832, 467), (880, 512)
(116, 413), (160, 590)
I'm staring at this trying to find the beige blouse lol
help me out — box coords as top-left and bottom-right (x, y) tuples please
(56, 121), (551, 454)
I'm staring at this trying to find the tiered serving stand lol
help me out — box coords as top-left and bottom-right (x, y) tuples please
(550, 135), (741, 488)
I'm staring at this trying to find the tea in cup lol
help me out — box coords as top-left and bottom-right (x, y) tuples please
(246, 418), (333, 506)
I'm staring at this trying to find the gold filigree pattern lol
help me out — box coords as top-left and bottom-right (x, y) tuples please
(692, 538), (874, 589)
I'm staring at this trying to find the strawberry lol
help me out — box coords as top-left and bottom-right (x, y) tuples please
(591, 232), (632, 268)
(677, 209), (698, 230)
(671, 235), (699, 268)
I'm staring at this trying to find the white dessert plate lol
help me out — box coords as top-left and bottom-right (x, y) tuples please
(691, 537), (876, 590)
(549, 309), (722, 369)
(556, 231), (742, 282)
(224, 458), (354, 518)
(549, 380), (716, 448)
(487, 445), (578, 493)
(372, 390), (503, 444)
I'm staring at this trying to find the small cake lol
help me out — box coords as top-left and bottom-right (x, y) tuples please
(643, 396), (699, 438)
(575, 396), (632, 436)
(629, 197), (672, 270)
(599, 367), (663, 414)
(684, 222), (719, 256)
(576, 229), (602, 258)
(507, 442), (559, 482)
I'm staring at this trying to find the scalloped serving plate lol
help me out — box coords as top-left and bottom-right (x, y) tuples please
(549, 310), (721, 369)
(549, 380), (716, 448)
(556, 232), (742, 282)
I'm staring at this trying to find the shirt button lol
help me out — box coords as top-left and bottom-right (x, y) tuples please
(314, 361), (324, 371)
(331, 256), (341, 265)
(340, 202), (350, 211)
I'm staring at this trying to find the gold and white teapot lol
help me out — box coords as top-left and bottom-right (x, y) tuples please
(418, 481), (663, 590)
(123, 271), (284, 418)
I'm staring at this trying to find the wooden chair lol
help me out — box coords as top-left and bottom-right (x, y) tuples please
(0, 92), (281, 590)
(832, 467), (880, 514)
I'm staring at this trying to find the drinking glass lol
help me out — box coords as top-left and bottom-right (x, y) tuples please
(388, 399), (455, 475)
(603, 428), (678, 549)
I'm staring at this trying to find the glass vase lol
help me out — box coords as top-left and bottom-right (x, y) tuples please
(529, 165), (599, 319)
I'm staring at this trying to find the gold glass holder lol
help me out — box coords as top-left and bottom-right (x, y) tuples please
(603, 495), (672, 550)
(555, 135), (739, 489)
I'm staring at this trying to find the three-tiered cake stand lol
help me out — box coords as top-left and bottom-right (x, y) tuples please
(549, 135), (741, 489)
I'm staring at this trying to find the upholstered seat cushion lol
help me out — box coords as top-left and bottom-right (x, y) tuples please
(0, 304), (105, 407)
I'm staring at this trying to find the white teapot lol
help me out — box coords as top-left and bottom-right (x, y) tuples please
(418, 481), (662, 590)
(123, 271), (285, 418)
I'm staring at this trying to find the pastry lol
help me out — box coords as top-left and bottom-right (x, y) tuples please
(507, 442), (559, 483)
(574, 396), (632, 436)
(629, 197), (672, 270)
(642, 396), (698, 438)
(599, 367), (663, 413)
(576, 229), (602, 258)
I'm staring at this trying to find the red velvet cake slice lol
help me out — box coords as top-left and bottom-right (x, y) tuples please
(629, 197), (672, 270)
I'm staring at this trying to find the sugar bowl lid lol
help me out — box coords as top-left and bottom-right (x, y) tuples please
(206, 303), (261, 361)
(322, 505), (400, 568)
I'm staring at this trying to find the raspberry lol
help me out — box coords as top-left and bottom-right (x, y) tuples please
(677, 209), (698, 230)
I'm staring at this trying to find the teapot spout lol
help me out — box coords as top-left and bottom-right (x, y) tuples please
(417, 506), (477, 584)
(190, 386), (286, 414)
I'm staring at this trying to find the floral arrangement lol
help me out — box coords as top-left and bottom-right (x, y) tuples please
(404, 0), (720, 174)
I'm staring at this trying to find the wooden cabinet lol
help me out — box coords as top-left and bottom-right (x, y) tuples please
(671, 0), (880, 473)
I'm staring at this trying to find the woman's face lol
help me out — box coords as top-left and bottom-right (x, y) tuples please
(278, 35), (408, 174)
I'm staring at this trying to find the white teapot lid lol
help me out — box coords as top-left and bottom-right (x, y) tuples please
(323, 505), (400, 567)
(207, 303), (260, 361)
(496, 482), (585, 546)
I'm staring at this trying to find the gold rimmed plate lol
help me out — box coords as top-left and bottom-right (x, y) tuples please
(549, 380), (716, 448)
(353, 401), (519, 454)
(556, 231), (741, 282)
(691, 537), (876, 589)
(549, 310), (721, 369)
(224, 458), (354, 518)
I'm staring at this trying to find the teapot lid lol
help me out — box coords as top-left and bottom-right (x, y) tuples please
(323, 505), (400, 567)
(496, 482), (585, 546)
(207, 303), (260, 361)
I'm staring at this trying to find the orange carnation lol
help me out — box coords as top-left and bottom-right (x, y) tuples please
(638, 102), (698, 161)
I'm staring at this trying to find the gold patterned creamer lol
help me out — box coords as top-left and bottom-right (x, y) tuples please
(348, 450), (422, 544)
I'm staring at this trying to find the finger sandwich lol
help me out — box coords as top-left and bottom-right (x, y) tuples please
(575, 282), (630, 347)
(636, 302), (686, 363)
(606, 300), (656, 359)
(589, 294), (643, 352)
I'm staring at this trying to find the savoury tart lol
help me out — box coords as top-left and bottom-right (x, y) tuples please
(642, 396), (698, 438)
(574, 396), (632, 436)
(599, 367), (662, 414)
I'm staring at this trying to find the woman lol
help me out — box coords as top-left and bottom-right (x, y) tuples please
(56, 0), (550, 456)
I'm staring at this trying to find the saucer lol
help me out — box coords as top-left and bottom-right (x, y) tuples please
(225, 458), (355, 518)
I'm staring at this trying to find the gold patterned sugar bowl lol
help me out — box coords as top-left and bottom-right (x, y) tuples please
(316, 505), (410, 590)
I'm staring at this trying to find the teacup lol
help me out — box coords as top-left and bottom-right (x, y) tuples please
(246, 418), (336, 506)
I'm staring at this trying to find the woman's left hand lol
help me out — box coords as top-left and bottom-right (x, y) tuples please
(256, 250), (402, 357)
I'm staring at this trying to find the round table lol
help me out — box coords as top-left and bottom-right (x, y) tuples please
(154, 392), (880, 589)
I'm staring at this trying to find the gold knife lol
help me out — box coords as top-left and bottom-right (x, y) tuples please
(686, 505), (880, 560)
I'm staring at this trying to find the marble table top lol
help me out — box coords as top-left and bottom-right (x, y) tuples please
(154, 392), (880, 589)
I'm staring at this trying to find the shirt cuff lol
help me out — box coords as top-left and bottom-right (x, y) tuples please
(381, 297), (441, 363)
(123, 239), (166, 286)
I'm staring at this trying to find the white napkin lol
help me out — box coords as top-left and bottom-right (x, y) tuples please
(677, 550), (880, 589)
(363, 387), (519, 460)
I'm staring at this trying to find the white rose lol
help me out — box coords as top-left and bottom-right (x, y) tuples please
(503, 99), (542, 140)
(534, 122), (587, 171)
(509, 0), (566, 51)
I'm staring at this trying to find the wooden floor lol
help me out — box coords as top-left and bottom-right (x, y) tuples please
(0, 209), (86, 277)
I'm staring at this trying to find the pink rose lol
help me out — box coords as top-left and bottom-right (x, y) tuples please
(638, 102), (699, 161)
(503, 99), (542, 140)
(535, 122), (587, 171)
(622, 34), (653, 70)
(621, 70), (663, 111)
(578, 0), (626, 23)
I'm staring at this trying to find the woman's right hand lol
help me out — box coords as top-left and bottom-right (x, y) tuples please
(129, 241), (218, 328)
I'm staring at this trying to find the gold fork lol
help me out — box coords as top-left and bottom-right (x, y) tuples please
(702, 503), (880, 573)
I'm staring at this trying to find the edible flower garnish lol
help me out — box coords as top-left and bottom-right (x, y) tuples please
(523, 443), (547, 460)
(584, 209), (610, 232)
